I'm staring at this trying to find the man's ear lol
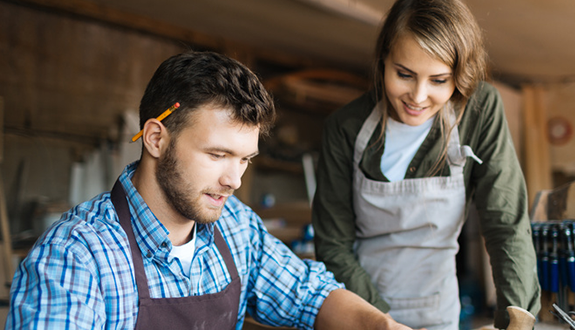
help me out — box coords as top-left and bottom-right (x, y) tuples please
(141, 119), (170, 159)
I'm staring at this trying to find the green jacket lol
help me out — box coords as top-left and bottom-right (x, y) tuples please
(312, 82), (541, 328)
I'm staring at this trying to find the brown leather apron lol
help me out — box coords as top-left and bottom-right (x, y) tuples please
(111, 180), (241, 330)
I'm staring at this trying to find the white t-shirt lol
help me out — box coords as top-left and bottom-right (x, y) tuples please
(169, 224), (197, 277)
(380, 116), (435, 182)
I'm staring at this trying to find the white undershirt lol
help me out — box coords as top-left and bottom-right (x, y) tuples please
(168, 224), (197, 277)
(380, 116), (435, 182)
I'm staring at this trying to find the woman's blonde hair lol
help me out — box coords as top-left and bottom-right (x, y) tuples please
(373, 0), (488, 175)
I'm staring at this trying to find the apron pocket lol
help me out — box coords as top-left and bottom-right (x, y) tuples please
(384, 293), (444, 328)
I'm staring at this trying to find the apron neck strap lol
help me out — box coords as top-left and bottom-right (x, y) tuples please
(355, 103), (468, 174)
(111, 180), (151, 298)
(353, 104), (382, 166)
(110, 179), (239, 300)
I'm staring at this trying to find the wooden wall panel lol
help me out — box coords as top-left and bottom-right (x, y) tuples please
(0, 1), (190, 223)
(544, 82), (575, 177)
(492, 82), (523, 163)
(522, 85), (553, 206)
(0, 1), (187, 140)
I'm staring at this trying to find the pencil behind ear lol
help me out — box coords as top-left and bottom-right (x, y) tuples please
(132, 103), (180, 142)
(141, 119), (169, 159)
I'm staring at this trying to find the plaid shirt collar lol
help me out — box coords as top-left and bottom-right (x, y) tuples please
(117, 161), (215, 263)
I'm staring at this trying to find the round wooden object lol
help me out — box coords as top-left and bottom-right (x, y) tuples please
(507, 306), (536, 330)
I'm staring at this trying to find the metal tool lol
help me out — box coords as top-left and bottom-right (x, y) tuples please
(551, 303), (575, 329)
(541, 224), (550, 291)
(533, 224), (544, 287)
(565, 222), (575, 291)
(550, 225), (560, 293)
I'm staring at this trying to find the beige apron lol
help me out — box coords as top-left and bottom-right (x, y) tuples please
(352, 105), (480, 329)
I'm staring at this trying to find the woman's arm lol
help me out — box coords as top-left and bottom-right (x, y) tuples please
(467, 83), (541, 328)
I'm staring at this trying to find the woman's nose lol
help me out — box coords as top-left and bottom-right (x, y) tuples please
(411, 82), (428, 104)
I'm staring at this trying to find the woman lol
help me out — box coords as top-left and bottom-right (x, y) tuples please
(311, 0), (541, 329)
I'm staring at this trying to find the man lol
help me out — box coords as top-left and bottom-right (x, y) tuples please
(7, 51), (418, 329)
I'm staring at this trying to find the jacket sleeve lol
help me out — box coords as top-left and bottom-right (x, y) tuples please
(311, 109), (390, 313)
(468, 84), (541, 328)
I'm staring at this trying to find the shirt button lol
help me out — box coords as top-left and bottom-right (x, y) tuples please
(409, 167), (416, 173)
(146, 251), (152, 258)
(161, 242), (167, 248)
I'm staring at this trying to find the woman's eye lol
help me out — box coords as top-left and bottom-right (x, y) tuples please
(210, 154), (224, 159)
(397, 71), (411, 79)
(432, 79), (448, 84)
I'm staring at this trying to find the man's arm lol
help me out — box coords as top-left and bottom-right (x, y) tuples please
(7, 241), (106, 329)
(314, 289), (424, 330)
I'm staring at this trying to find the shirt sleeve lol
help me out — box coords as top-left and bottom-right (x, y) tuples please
(7, 240), (106, 330)
(244, 208), (344, 330)
(311, 96), (391, 313)
(468, 84), (541, 328)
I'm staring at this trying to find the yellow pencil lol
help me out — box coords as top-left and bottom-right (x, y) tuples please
(131, 102), (181, 142)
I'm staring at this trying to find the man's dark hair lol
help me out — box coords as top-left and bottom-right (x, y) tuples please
(139, 51), (276, 137)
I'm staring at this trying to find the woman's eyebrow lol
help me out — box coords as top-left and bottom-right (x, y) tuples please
(394, 63), (415, 74)
(394, 63), (452, 77)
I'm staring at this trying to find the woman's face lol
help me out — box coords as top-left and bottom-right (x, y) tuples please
(384, 35), (456, 126)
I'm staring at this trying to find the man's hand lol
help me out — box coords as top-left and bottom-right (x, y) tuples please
(314, 289), (426, 330)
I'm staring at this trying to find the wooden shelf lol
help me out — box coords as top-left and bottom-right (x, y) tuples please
(254, 202), (314, 257)
(264, 69), (369, 115)
(253, 155), (303, 174)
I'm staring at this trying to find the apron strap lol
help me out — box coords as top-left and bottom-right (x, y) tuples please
(446, 113), (464, 177)
(112, 180), (151, 299)
(353, 105), (382, 166)
(213, 225), (239, 280)
(353, 102), (481, 177)
(111, 179), (239, 299)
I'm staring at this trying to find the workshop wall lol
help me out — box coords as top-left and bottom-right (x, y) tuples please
(492, 81), (523, 162)
(544, 82), (575, 182)
(0, 1), (188, 235)
(0, 1), (186, 139)
(0, 0), (534, 230)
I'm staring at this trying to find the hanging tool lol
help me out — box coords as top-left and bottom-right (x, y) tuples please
(550, 224), (560, 293)
(533, 224), (544, 289)
(554, 223), (570, 311)
(566, 222), (575, 292)
(541, 224), (550, 291)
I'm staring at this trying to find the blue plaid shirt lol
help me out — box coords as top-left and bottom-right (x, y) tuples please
(7, 162), (343, 329)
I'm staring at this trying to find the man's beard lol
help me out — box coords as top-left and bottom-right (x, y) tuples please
(155, 140), (228, 224)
